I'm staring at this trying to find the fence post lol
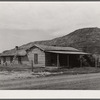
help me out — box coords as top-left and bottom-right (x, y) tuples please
(31, 60), (33, 72)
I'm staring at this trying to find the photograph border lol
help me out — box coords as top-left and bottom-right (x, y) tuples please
(0, 0), (100, 99)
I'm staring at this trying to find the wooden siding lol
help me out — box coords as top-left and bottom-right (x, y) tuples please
(1, 57), (11, 65)
(28, 47), (45, 67)
(1, 57), (4, 64)
(0, 56), (19, 65)
(21, 56), (30, 65)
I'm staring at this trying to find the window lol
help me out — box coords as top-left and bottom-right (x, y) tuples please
(34, 54), (38, 64)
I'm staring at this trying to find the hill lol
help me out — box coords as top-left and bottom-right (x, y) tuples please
(3, 27), (100, 54)
(19, 27), (100, 54)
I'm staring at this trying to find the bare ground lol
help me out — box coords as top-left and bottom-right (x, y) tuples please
(1, 72), (100, 90)
(1, 65), (100, 89)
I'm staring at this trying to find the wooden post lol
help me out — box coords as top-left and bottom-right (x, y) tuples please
(97, 57), (99, 67)
(31, 60), (33, 72)
(67, 55), (69, 68)
(80, 55), (82, 67)
(5, 62), (7, 66)
(95, 57), (97, 68)
(94, 54), (99, 68)
(57, 54), (60, 67)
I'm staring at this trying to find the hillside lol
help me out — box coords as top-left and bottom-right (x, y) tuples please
(19, 27), (100, 54)
(3, 27), (100, 54)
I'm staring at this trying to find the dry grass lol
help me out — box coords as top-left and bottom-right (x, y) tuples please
(1, 65), (100, 89)
(0, 64), (100, 76)
(0, 64), (31, 72)
(45, 67), (100, 75)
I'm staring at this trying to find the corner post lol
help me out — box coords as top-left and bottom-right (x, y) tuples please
(67, 55), (69, 68)
(57, 54), (60, 68)
(80, 55), (82, 67)
(31, 60), (34, 72)
(95, 57), (98, 68)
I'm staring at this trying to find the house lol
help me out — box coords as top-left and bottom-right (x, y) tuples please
(27, 44), (89, 68)
(0, 44), (90, 68)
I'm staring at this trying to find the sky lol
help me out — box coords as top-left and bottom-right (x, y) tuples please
(0, 2), (100, 52)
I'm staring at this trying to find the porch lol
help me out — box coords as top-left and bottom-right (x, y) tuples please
(45, 51), (89, 68)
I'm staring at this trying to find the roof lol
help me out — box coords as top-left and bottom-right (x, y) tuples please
(0, 49), (27, 57)
(31, 44), (80, 52)
(28, 44), (89, 55)
(0, 44), (89, 57)
(47, 51), (89, 55)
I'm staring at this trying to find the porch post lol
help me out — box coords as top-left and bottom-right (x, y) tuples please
(80, 55), (82, 67)
(57, 54), (60, 67)
(95, 57), (97, 68)
(67, 55), (69, 68)
(31, 60), (34, 72)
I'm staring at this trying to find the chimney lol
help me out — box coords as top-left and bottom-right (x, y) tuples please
(15, 46), (19, 50)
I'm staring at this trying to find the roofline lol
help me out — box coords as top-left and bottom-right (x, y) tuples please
(32, 44), (80, 51)
(45, 51), (90, 55)
(34, 44), (45, 51)
(0, 55), (26, 57)
(26, 44), (45, 52)
(26, 44), (88, 54)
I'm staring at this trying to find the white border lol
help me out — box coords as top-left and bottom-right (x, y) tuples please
(0, 1), (100, 99)
(0, 90), (100, 99)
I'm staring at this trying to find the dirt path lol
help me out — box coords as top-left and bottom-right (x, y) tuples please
(1, 73), (100, 90)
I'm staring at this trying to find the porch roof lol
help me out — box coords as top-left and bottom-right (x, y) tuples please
(47, 51), (89, 55)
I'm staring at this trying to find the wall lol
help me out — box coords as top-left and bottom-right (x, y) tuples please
(0, 56), (30, 66)
(0, 56), (18, 65)
(28, 47), (45, 67)
(0, 57), (4, 64)
(21, 56), (30, 65)
(6, 57), (11, 64)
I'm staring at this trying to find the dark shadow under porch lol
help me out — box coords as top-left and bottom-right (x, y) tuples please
(45, 52), (80, 68)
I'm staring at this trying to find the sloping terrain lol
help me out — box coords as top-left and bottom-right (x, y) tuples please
(3, 27), (100, 54)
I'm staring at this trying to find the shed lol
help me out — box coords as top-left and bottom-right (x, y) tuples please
(0, 48), (29, 65)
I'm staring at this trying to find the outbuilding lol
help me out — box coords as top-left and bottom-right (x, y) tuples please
(0, 48), (29, 65)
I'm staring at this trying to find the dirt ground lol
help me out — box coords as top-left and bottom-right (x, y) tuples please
(1, 65), (100, 89)
(1, 65), (100, 82)
(0, 71), (53, 81)
(1, 72), (100, 90)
